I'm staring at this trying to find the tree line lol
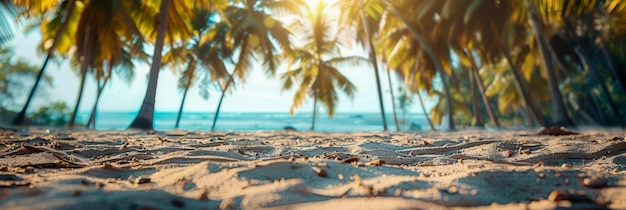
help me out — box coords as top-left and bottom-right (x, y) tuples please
(0, 0), (624, 131)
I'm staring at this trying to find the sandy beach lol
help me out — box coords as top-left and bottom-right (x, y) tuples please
(0, 127), (625, 209)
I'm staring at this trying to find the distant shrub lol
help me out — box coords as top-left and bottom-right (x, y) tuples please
(28, 102), (71, 126)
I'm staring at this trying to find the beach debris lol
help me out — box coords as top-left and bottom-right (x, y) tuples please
(338, 173), (344, 180)
(133, 177), (151, 185)
(288, 156), (296, 161)
(561, 163), (573, 168)
(583, 177), (608, 188)
(219, 198), (234, 209)
(537, 126), (579, 136)
(340, 157), (359, 164)
(447, 185), (459, 194)
(367, 159), (384, 166)
(95, 182), (105, 188)
(423, 140), (432, 146)
(520, 149), (532, 155)
(610, 136), (624, 141)
(197, 190), (209, 200)
(312, 167), (328, 177)
(548, 189), (593, 203)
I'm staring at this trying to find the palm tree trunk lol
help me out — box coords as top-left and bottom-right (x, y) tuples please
(388, 3), (455, 131)
(599, 43), (626, 94)
(12, 0), (77, 125)
(311, 90), (318, 131)
(526, 0), (575, 127)
(211, 73), (234, 131)
(501, 45), (545, 127)
(502, 26), (543, 127)
(175, 59), (196, 129)
(211, 87), (226, 131)
(416, 90), (436, 131)
(358, 0), (388, 131)
(68, 67), (88, 127)
(469, 67), (484, 127)
(385, 65), (400, 131)
(175, 84), (190, 129)
(465, 49), (500, 128)
(69, 23), (96, 128)
(129, 0), (171, 130)
(471, 65), (500, 128)
(86, 74), (111, 129)
(86, 81), (102, 129)
(573, 48), (625, 128)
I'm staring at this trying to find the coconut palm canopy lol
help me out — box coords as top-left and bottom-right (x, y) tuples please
(1, 0), (625, 130)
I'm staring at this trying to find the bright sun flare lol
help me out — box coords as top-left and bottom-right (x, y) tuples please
(304, 0), (337, 10)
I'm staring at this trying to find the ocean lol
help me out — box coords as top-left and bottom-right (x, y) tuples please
(82, 112), (430, 132)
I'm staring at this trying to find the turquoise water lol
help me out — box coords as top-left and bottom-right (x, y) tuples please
(79, 112), (429, 132)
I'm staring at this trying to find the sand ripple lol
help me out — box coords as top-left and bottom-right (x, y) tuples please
(0, 128), (625, 209)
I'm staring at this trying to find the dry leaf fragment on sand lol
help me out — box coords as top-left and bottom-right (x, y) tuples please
(583, 177), (608, 188)
(134, 177), (151, 185)
(312, 167), (328, 177)
(367, 159), (384, 166)
(340, 157), (359, 164)
(548, 189), (594, 203)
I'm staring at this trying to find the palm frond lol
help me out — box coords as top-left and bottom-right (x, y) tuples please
(325, 56), (371, 69)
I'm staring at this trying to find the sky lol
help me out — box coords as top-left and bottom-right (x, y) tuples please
(11, 32), (426, 114)
(7, 3), (436, 116)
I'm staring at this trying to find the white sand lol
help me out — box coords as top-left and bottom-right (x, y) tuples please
(0, 128), (625, 209)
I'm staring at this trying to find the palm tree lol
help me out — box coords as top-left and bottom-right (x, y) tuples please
(128, 0), (173, 130)
(86, 48), (138, 129)
(0, 0), (16, 47)
(86, 65), (112, 129)
(159, 8), (227, 129)
(0, 46), (52, 116)
(385, 1), (456, 131)
(32, 0), (145, 127)
(12, 0), (78, 125)
(525, 0), (575, 127)
(173, 55), (196, 129)
(381, 21), (439, 130)
(380, 47), (400, 131)
(129, 0), (226, 130)
(210, 0), (303, 130)
(434, 0), (549, 127)
(280, 1), (367, 130)
(465, 49), (501, 128)
(340, 0), (389, 131)
(407, 62), (437, 131)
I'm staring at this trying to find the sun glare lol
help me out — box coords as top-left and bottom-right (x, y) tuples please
(304, 0), (338, 10)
